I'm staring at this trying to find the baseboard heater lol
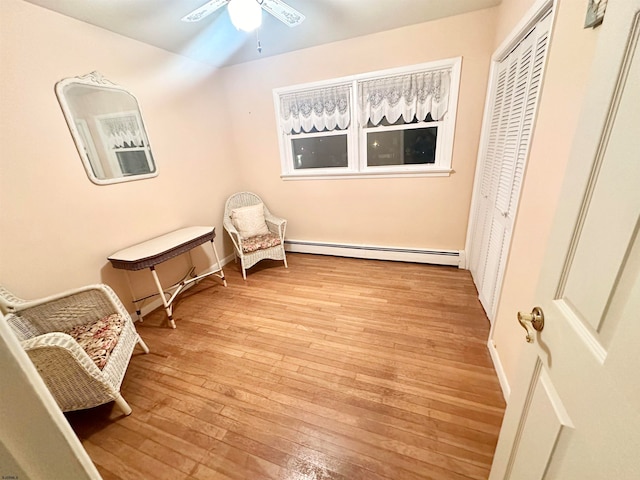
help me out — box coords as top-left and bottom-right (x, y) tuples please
(285, 240), (462, 267)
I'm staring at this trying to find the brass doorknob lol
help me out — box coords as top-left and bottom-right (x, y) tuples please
(517, 306), (545, 343)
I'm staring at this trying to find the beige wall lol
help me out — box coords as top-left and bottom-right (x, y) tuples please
(219, 8), (498, 249)
(493, 0), (543, 48)
(490, 0), (600, 389)
(0, 0), (241, 303)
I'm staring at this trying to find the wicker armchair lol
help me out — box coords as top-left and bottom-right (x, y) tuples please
(224, 192), (288, 280)
(0, 284), (149, 415)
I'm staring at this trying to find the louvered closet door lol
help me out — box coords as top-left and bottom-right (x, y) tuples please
(469, 13), (552, 321)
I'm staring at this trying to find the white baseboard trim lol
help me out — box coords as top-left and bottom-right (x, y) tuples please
(457, 249), (467, 270)
(285, 239), (462, 267)
(487, 337), (511, 402)
(217, 252), (237, 269)
(136, 252), (236, 319)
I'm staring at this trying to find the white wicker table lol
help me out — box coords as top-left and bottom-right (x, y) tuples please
(108, 226), (226, 328)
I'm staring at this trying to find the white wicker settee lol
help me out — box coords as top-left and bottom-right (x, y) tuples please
(0, 284), (149, 415)
(224, 192), (288, 280)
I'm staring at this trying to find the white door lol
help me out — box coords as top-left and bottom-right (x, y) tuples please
(469, 10), (552, 322)
(490, 1), (640, 478)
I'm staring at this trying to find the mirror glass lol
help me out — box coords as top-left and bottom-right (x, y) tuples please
(55, 72), (158, 185)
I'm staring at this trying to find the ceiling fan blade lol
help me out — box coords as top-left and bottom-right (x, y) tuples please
(260, 0), (305, 27)
(181, 0), (228, 22)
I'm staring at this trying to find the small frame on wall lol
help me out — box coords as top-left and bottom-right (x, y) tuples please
(584, 0), (608, 28)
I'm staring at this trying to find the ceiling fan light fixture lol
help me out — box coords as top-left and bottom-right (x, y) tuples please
(228, 0), (263, 32)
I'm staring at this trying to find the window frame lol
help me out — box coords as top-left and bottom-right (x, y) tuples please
(273, 57), (461, 180)
(359, 119), (445, 174)
(289, 128), (354, 174)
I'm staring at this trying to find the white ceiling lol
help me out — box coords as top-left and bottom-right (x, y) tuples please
(24, 0), (501, 68)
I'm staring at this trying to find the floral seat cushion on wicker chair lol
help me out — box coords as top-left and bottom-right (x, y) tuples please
(64, 313), (125, 370)
(242, 233), (282, 253)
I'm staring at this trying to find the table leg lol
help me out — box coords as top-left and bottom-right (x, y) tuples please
(124, 271), (143, 322)
(149, 265), (176, 329)
(210, 240), (227, 287)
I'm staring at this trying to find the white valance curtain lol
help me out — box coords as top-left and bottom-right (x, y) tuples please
(100, 115), (144, 149)
(280, 85), (351, 134)
(359, 68), (451, 126)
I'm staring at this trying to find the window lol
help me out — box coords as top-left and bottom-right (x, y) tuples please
(274, 58), (461, 179)
(291, 133), (348, 169)
(116, 150), (154, 175)
(96, 111), (155, 178)
(364, 116), (438, 167)
(277, 84), (353, 175)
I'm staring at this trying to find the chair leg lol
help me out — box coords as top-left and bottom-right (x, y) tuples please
(114, 393), (132, 416)
(137, 336), (150, 354)
(240, 256), (247, 280)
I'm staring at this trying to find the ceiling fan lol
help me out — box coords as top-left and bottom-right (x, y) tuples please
(182, 0), (305, 31)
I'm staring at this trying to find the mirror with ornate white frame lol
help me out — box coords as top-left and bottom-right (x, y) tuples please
(55, 72), (158, 185)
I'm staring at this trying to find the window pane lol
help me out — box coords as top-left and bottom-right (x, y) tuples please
(115, 150), (153, 175)
(291, 135), (348, 169)
(367, 126), (437, 166)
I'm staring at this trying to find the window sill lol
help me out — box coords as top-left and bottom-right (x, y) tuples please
(281, 169), (453, 180)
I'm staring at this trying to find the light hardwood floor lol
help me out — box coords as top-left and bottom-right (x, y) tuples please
(66, 253), (505, 480)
